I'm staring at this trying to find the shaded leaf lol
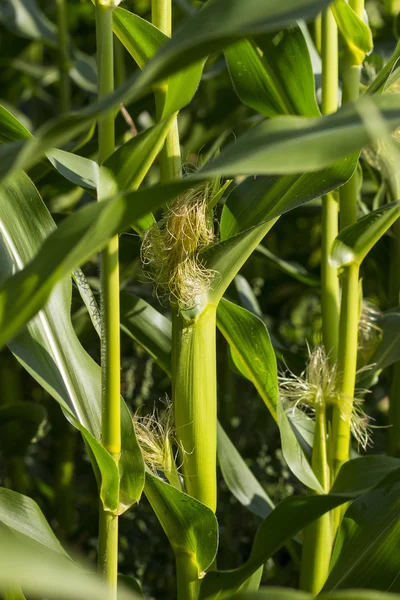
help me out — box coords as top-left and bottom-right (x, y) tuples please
(120, 294), (172, 376)
(200, 456), (400, 599)
(217, 422), (274, 519)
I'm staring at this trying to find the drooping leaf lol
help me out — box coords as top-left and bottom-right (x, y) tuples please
(0, 171), (144, 512)
(277, 401), (323, 493)
(200, 456), (400, 600)
(365, 41), (400, 95)
(330, 201), (400, 268)
(216, 299), (320, 491)
(217, 422), (274, 519)
(216, 298), (278, 418)
(144, 471), (218, 577)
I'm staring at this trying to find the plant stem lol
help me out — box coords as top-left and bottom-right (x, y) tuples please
(389, 219), (400, 456)
(152, 0), (182, 180)
(172, 306), (217, 512)
(56, 0), (71, 113)
(98, 506), (119, 593)
(333, 264), (360, 473)
(299, 9), (337, 594)
(95, 2), (120, 595)
(333, 0), (364, 478)
(176, 554), (200, 600)
(300, 405), (332, 594)
(320, 7), (339, 359)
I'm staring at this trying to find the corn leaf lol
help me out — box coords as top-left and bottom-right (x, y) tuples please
(330, 201), (400, 268)
(0, 178), (195, 349)
(332, 0), (373, 65)
(0, 526), (139, 599)
(219, 161), (356, 240)
(256, 245), (320, 287)
(0, 0), (334, 182)
(215, 299), (322, 492)
(365, 41), (400, 95)
(0, 171), (144, 512)
(200, 456), (400, 599)
(113, 8), (204, 119)
(324, 480), (400, 593)
(225, 23), (319, 117)
(217, 422), (274, 519)
(144, 472), (218, 578)
(0, 488), (68, 557)
(120, 294), (172, 376)
(233, 590), (400, 599)
(0, 106), (31, 143)
(216, 299), (278, 418)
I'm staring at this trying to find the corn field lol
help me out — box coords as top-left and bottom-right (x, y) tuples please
(2, 0), (400, 599)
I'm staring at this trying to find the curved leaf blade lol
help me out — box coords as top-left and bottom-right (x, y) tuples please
(330, 201), (400, 268)
(200, 456), (400, 599)
(144, 472), (218, 577)
(0, 171), (144, 511)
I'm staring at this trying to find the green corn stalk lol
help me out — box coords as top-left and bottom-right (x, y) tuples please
(95, 0), (121, 595)
(299, 10), (337, 594)
(332, 0), (365, 478)
(151, 1), (216, 597)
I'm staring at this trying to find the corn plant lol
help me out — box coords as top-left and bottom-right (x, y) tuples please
(2, 0), (400, 599)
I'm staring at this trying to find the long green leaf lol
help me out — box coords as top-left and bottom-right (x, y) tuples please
(0, 0), (57, 45)
(0, 0), (334, 181)
(217, 423), (274, 519)
(216, 299), (322, 492)
(0, 177), (195, 349)
(0, 171), (144, 512)
(200, 456), (400, 599)
(324, 480), (400, 593)
(330, 201), (400, 268)
(216, 298), (278, 418)
(219, 160), (356, 240)
(113, 8), (204, 119)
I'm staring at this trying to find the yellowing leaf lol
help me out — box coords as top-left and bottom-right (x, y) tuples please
(332, 0), (373, 65)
